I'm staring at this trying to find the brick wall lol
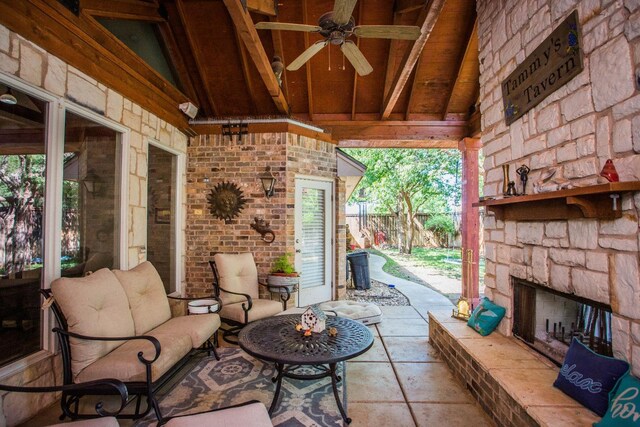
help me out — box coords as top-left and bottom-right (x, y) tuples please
(185, 132), (346, 300)
(477, 0), (640, 374)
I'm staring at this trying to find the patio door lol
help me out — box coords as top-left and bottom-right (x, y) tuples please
(295, 178), (333, 306)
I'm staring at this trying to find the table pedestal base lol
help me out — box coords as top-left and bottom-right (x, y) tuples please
(269, 362), (351, 424)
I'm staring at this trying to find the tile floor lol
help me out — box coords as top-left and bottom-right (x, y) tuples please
(346, 305), (494, 427)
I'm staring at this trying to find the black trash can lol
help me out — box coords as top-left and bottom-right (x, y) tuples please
(347, 251), (371, 290)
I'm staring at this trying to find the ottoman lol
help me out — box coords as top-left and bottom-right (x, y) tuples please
(318, 300), (382, 325)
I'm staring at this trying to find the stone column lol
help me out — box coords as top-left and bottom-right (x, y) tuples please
(458, 137), (482, 307)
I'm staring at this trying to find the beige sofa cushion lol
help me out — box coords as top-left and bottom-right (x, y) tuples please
(113, 261), (171, 335)
(213, 253), (259, 305)
(153, 313), (221, 348)
(51, 269), (135, 379)
(76, 325), (192, 383)
(164, 402), (272, 427)
(221, 299), (282, 324)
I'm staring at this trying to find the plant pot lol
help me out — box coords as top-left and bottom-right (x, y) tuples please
(267, 274), (299, 292)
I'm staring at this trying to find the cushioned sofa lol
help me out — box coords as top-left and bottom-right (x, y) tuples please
(46, 261), (221, 421)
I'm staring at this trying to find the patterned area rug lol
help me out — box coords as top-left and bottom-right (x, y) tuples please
(136, 347), (346, 427)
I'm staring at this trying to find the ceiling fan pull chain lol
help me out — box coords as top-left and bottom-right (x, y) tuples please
(328, 43), (331, 71)
(342, 50), (346, 70)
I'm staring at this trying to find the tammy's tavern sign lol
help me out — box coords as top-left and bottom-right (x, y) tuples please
(502, 10), (584, 125)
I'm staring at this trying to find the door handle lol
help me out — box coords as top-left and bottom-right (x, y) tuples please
(295, 249), (301, 253)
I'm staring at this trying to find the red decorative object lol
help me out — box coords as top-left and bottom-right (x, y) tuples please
(600, 159), (619, 182)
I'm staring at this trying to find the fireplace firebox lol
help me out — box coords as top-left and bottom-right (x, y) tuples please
(512, 278), (612, 365)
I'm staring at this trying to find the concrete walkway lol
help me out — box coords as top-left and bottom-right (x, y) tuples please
(368, 253), (454, 313)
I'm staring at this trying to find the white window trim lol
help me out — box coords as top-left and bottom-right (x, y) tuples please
(0, 73), (130, 378)
(147, 139), (185, 294)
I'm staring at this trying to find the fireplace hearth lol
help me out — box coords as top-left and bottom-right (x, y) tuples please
(512, 278), (612, 365)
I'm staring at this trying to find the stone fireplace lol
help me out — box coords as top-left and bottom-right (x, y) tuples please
(512, 277), (613, 365)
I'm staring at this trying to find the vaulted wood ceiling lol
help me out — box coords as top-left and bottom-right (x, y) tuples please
(159, 0), (480, 146)
(0, 0), (480, 147)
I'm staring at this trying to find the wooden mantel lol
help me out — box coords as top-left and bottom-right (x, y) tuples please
(475, 182), (640, 221)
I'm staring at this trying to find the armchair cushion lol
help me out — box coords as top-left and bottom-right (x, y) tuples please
(113, 261), (172, 335)
(51, 268), (135, 379)
(221, 299), (282, 324)
(164, 402), (272, 427)
(213, 253), (259, 305)
(76, 327), (192, 383)
(153, 313), (221, 348)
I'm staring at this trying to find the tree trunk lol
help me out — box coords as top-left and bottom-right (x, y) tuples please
(396, 197), (406, 254)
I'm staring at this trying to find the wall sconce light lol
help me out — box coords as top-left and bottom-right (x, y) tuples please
(0, 87), (17, 105)
(260, 166), (276, 198)
(82, 170), (105, 198)
(222, 121), (249, 142)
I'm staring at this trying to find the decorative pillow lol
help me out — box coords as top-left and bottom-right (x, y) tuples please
(466, 297), (506, 336)
(595, 372), (640, 426)
(553, 338), (629, 417)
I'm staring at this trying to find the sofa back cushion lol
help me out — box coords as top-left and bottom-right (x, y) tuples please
(213, 253), (259, 305)
(50, 268), (135, 379)
(113, 261), (171, 335)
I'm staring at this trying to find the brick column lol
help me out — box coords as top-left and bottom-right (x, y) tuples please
(458, 137), (482, 307)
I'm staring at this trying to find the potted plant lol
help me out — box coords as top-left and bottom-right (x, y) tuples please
(267, 253), (300, 290)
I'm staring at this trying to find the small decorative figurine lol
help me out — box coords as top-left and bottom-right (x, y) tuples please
(600, 159), (619, 182)
(301, 305), (327, 333)
(328, 327), (338, 337)
(506, 181), (518, 197)
(516, 165), (530, 195)
(250, 217), (276, 243)
(452, 297), (472, 320)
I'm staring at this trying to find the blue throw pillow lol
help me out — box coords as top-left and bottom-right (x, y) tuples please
(553, 338), (629, 417)
(595, 372), (640, 426)
(466, 297), (506, 336)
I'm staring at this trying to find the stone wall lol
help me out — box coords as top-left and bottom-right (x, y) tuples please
(0, 24), (188, 426)
(477, 0), (640, 374)
(185, 132), (346, 301)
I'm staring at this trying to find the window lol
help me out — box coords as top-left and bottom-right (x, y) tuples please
(0, 84), (48, 366)
(0, 80), (124, 370)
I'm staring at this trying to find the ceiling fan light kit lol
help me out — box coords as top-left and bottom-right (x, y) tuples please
(255, 0), (421, 77)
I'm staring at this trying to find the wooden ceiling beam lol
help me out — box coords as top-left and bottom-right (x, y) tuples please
(395, 0), (428, 14)
(380, 0), (445, 119)
(175, 0), (218, 116)
(269, 16), (290, 101)
(442, 14), (477, 120)
(234, 30), (259, 114)
(351, 0), (365, 121)
(318, 120), (468, 142)
(223, 0), (289, 114)
(338, 139), (459, 149)
(80, 0), (165, 22)
(246, 0), (277, 16)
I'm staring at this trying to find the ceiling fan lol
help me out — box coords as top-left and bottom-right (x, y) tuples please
(255, 0), (421, 76)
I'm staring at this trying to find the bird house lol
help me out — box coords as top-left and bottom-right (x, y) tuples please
(301, 305), (327, 333)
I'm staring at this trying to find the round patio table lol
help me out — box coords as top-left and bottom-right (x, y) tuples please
(238, 314), (374, 424)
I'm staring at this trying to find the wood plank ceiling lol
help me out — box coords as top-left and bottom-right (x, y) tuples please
(159, 0), (480, 146)
(0, 0), (480, 146)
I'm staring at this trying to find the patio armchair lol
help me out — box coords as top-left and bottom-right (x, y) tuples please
(209, 253), (285, 344)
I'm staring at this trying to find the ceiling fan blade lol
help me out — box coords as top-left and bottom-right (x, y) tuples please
(341, 41), (373, 76)
(353, 25), (422, 40)
(332, 0), (358, 25)
(287, 41), (328, 71)
(255, 22), (322, 33)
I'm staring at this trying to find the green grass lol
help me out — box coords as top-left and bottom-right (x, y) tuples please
(372, 247), (485, 282)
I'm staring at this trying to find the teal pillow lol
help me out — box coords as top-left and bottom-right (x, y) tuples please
(595, 372), (640, 426)
(467, 297), (506, 336)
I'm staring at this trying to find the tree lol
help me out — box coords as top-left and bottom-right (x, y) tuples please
(344, 148), (461, 254)
(0, 155), (45, 274)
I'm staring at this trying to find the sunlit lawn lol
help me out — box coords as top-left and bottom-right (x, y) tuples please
(371, 247), (485, 283)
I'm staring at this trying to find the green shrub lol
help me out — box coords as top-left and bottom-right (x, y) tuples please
(271, 253), (297, 274)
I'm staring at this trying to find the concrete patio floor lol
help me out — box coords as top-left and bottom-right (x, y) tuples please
(346, 254), (494, 426)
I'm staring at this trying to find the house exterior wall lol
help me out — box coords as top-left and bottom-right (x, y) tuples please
(477, 0), (640, 374)
(0, 24), (189, 426)
(185, 132), (346, 301)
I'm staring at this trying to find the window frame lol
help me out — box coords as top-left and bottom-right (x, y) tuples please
(0, 74), (130, 379)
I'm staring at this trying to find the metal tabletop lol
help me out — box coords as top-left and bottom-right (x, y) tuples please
(238, 314), (374, 365)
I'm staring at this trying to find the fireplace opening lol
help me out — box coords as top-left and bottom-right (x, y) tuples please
(512, 278), (612, 365)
